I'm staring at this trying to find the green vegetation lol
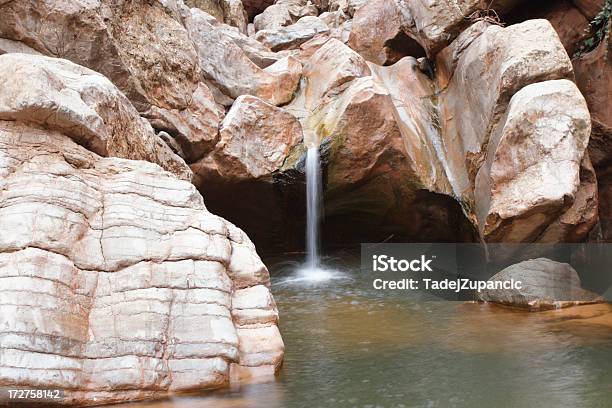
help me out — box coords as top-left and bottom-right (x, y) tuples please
(573, 0), (612, 58)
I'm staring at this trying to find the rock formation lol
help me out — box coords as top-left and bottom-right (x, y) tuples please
(0, 0), (611, 403)
(477, 258), (602, 310)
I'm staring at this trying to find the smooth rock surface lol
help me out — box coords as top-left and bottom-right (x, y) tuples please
(255, 16), (329, 51)
(185, 8), (302, 105)
(475, 80), (593, 243)
(436, 19), (574, 204)
(477, 258), (602, 310)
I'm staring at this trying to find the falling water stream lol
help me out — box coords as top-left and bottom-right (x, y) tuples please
(305, 145), (321, 271)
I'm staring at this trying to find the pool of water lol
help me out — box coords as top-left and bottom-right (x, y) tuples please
(115, 253), (612, 408)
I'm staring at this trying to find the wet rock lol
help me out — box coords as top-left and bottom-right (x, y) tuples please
(348, 0), (424, 65)
(185, 7), (302, 105)
(254, 16), (329, 51)
(287, 38), (371, 119)
(0, 0), (201, 112)
(477, 258), (602, 310)
(303, 60), (475, 245)
(0, 120), (283, 405)
(0, 53), (191, 181)
(474, 80), (593, 243)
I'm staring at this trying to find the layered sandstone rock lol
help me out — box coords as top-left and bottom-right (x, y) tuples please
(0, 53), (191, 181)
(477, 258), (602, 310)
(0, 120), (282, 405)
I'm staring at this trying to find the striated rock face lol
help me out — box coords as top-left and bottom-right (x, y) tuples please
(0, 120), (283, 405)
(477, 258), (602, 310)
(0, 53), (192, 181)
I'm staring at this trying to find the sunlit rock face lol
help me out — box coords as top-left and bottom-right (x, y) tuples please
(0, 120), (282, 407)
(435, 19), (597, 243)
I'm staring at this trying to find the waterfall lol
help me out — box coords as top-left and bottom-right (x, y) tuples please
(305, 145), (321, 271)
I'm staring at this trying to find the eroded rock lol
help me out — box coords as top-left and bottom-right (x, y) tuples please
(475, 80), (593, 243)
(185, 8), (302, 105)
(0, 53), (191, 181)
(477, 258), (602, 310)
(0, 121), (283, 405)
(254, 16), (329, 51)
(348, 0), (424, 65)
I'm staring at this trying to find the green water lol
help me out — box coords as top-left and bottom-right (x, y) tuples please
(116, 254), (612, 408)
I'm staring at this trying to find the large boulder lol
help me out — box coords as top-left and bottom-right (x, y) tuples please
(477, 258), (602, 310)
(191, 96), (305, 249)
(297, 48), (475, 245)
(254, 16), (329, 51)
(399, 0), (527, 56)
(185, 8), (302, 105)
(0, 0), (201, 113)
(0, 53), (191, 181)
(184, 0), (248, 33)
(348, 0), (424, 65)
(474, 80), (594, 243)
(142, 83), (222, 163)
(434, 20), (598, 242)
(287, 38), (371, 119)
(0, 120), (283, 405)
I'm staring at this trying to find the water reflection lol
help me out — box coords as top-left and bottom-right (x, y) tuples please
(113, 255), (612, 408)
